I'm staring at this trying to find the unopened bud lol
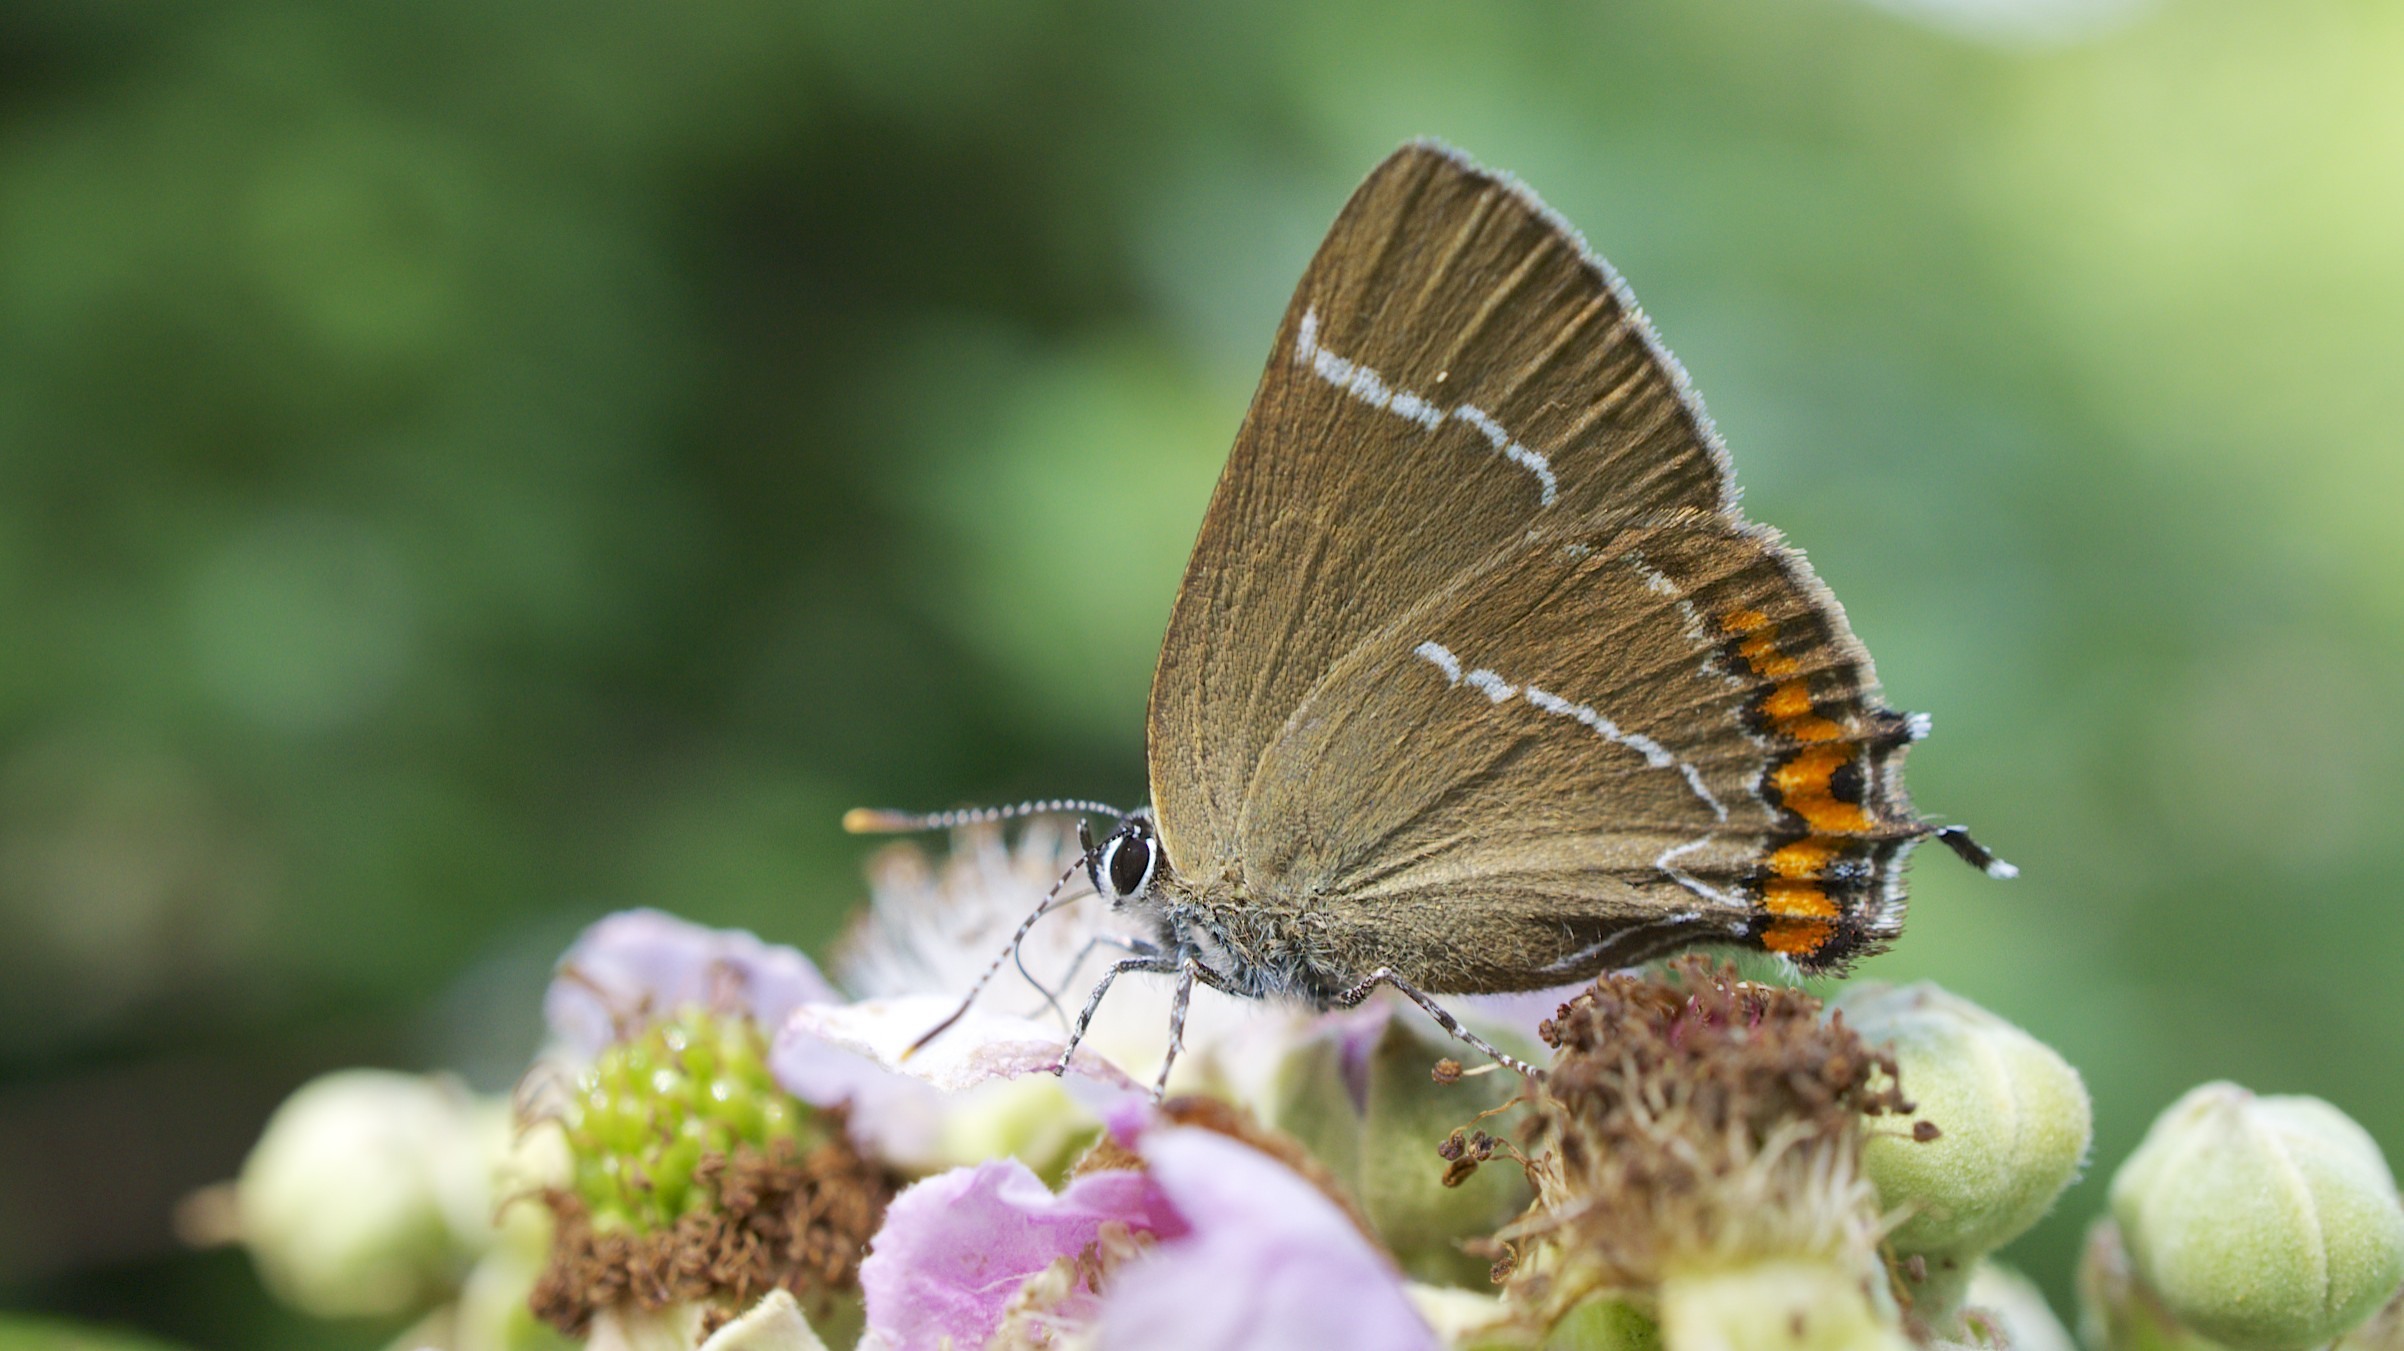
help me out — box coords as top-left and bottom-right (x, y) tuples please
(1833, 983), (2091, 1262)
(1267, 1004), (1531, 1287)
(2111, 1083), (2404, 1351)
(235, 1070), (500, 1318)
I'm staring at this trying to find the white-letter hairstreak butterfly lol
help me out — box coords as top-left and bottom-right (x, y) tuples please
(848, 141), (2012, 1092)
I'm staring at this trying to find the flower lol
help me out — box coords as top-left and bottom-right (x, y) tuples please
(1492, 958), (1911, 1345)
(857, 1155), (1184, 1350)
(828, 821), (1276, 1098)
(545, 908), (841, 1058)
(857, 1097), (1439, 1351)
(776, 820), (1307, 1177)
(529, 913), (894, 1342)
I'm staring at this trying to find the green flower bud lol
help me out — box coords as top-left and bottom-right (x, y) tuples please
(1833, 984), (2092, 1262)
(1267, 1005), (1532, 1287)
(1656, 1257), (1913, 1351)
(235, 1069), (501, 1318)
(2078, 1217), (2226, 1351)
(2335, 1289), (2404, 1349)
(2110, 1082), (2404, 1351)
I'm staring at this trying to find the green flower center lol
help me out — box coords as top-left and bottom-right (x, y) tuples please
(564, 1010), (816, 1233)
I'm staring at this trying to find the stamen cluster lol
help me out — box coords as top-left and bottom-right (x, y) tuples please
(1498, 957), (1909, 1316)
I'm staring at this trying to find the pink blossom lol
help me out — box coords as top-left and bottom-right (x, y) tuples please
(859, 1159), (1186, 1351)
(543, 909), (840, 1054)
(858, 1104), (1437, 1351)
(1096, 1113), (1439, 1351)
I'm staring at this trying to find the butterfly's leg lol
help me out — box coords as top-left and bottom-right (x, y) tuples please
(906, 857), (1094, 1059)
(1149, 956), (1202, 1101)
(1053, 947), (1178, 1076)
(1330, 968), (1543, 1080)
(1029, 932), (1150, 1031)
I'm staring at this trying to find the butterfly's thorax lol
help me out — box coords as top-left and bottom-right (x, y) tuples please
(1138, 861), (1342, 1003)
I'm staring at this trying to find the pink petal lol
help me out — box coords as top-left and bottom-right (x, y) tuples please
(860, 1159), (1186, 1351)
(544, 909), (840, 1054)
(1098, 1126), (1438, 1351)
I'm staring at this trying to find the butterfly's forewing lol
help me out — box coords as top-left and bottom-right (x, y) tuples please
(1148, 143), (1738, 883)
(1237, 514), (1925, 988)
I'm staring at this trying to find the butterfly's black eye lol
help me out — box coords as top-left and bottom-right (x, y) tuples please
(1104, 826), (1156, 898)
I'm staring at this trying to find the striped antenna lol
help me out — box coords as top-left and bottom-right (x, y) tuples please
(843, 798), (1127, 835)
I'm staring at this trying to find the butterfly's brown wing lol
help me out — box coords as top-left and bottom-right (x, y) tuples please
(1147, 142), (1737, 884)
(1237, 514), (1928, 989)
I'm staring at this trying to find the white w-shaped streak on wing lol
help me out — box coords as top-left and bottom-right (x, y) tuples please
(1297, 309), (1560, 507)
(1412, 641), (1727, 820)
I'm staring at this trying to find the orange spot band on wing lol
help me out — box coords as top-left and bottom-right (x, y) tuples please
(1761, 917), (1835, 956)
(1762, 878), (1839, 919)
(1737, 633), (1800, 678)
(1772, 745), (1874, 834)
(1723, 614), (1848, 740)
(1768, 838), (1840, 879)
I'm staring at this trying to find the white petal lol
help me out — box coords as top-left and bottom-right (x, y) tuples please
(698, 1290), (830, 1351)
(779, 996), (1139, 1095)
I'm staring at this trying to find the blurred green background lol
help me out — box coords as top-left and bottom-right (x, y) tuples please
(2, 0), (2400, 1345)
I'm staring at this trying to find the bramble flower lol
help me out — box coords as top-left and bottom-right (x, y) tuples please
(822, 822), (1278, 1095)
(1487, 958), (1913, 1349)
(207, 835), (2404, 1351)
(858, 1096), (1438, 1351)
(854, 1153), (1181, 1349)
(544, 908), (843, 1059)
(531, 912), (894, 1344)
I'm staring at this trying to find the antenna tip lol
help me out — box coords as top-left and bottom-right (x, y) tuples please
(844, 807), (917, 834)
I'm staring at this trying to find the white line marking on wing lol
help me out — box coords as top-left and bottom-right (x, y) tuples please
(1655, 837), (1737, 905)
(1297, 308), (1559, 507)
(1416, 641), (1728, 820)
(1413, 640), (1463, 683)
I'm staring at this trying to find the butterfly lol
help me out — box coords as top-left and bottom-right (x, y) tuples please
(854, 141), (2009, 1090)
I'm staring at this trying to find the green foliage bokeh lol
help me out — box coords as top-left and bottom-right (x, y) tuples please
(3, 2), (2400, 1345)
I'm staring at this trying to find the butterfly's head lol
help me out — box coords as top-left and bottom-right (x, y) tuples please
(1081, 811), (1161, 908)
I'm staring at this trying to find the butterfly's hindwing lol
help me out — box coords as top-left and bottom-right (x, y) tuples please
(1231, 518), (1926, 990)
